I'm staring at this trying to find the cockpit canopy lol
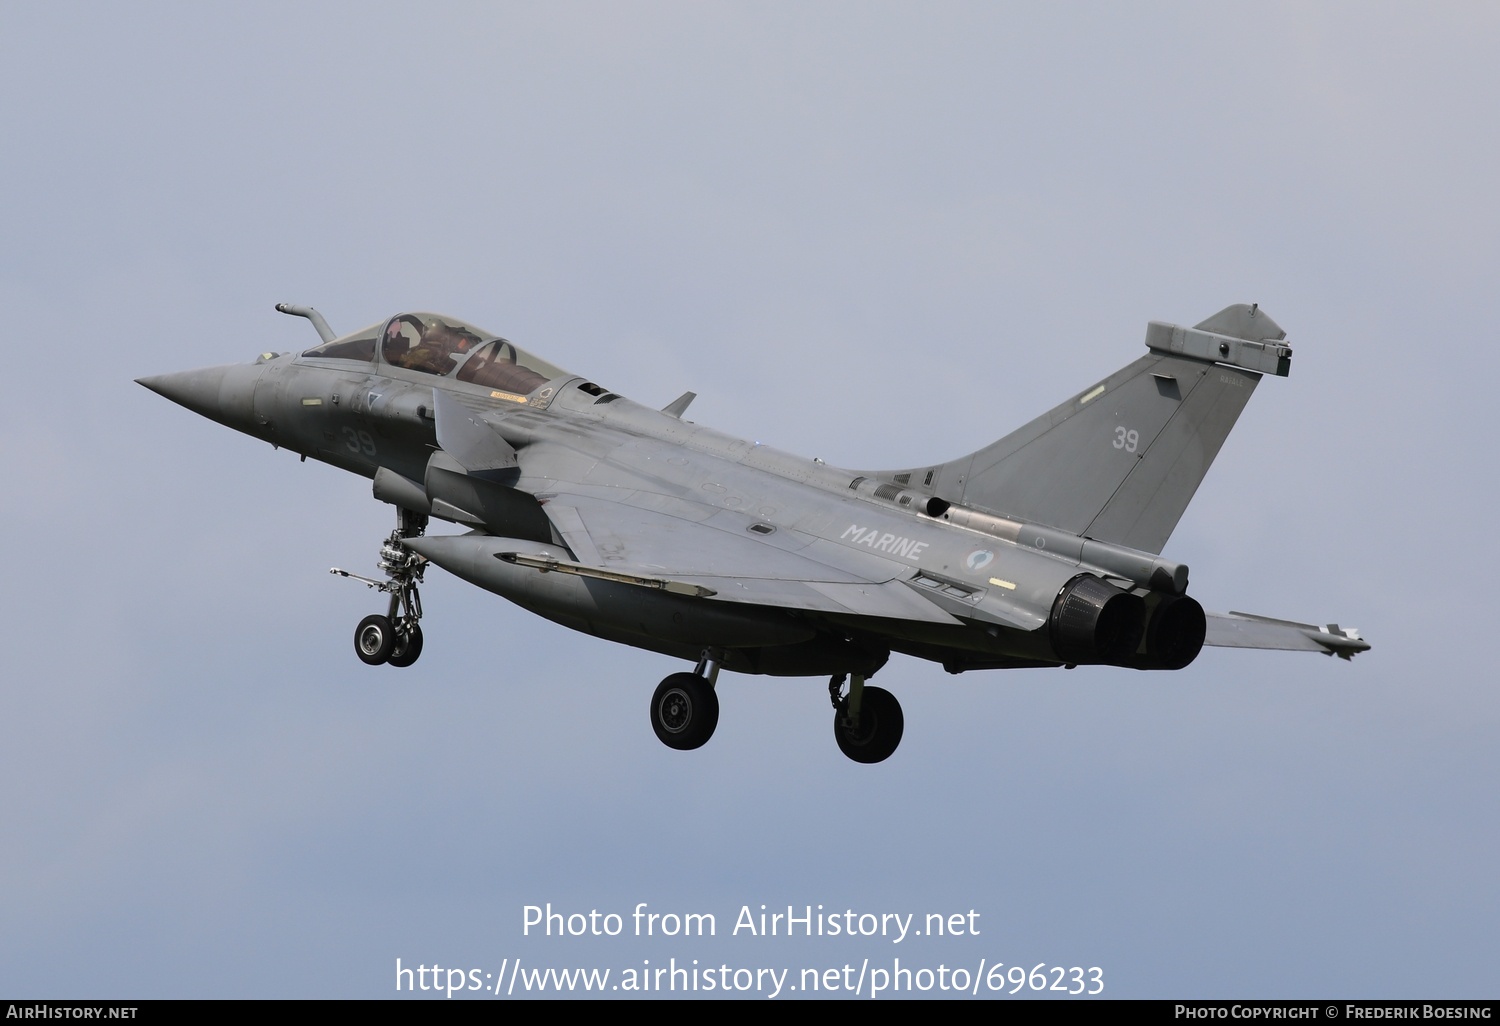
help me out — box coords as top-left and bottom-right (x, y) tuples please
(300, 313), (571, 395)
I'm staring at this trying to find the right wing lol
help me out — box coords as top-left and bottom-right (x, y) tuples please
(1205, 610), (1370, 660)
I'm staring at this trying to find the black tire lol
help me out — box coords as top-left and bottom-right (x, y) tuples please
(355, 614), (395, 666)
(387, 623), (424, 668)
(650, 672), (719, 751)
(833, 684), (903, 764)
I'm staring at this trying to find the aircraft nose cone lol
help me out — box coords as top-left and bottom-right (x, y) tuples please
(136, 362), (264, 434)
(136, 367), (230, 419)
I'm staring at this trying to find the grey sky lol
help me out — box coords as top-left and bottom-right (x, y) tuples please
(2, 2), (1495, 998)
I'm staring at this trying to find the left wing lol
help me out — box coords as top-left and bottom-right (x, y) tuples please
(539, 493), (965, 626)
(428, 395), (966, 627)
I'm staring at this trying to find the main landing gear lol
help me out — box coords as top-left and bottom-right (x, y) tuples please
(649, 650), (721, 751)
(829, 673), (903, 764)
(333, 508), (428, 668)
(646, 654), (905, 763)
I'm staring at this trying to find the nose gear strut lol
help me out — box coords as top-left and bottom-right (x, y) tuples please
(332, 507), (428, 667)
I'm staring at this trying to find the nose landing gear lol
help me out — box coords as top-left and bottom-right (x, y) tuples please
(354, 614), (397, 665)
(333, 508), (428, 668)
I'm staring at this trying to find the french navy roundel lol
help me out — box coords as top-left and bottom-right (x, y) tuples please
(966, 550), (994, 572)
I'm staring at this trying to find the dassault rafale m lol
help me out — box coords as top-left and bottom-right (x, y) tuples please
(139, 302), (1367, 763)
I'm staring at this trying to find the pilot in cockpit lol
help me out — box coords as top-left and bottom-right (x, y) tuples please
(393, 318), (480, 375)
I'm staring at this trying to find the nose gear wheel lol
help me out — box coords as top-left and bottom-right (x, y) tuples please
(333, 508), (428, 667)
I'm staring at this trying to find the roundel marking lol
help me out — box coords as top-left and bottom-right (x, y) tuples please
(966, 550), (995, 572)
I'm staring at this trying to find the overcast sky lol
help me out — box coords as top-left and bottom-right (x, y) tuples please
(2, 1), (1496, 1000)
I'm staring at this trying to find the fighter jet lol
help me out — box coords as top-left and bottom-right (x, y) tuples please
(138, 302), (1367, 763)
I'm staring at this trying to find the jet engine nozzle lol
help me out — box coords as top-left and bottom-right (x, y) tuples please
(1049, 574), (1145, 665)
(1137, 593), (1206, 670)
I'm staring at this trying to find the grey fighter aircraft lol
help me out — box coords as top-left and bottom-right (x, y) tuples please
(138, 302), (1367, 763)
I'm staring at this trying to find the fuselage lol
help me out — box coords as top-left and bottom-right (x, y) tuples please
(139, 311), (1199, 678)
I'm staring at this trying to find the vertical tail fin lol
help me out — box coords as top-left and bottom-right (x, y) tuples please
(874, 305), (1291, 554)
